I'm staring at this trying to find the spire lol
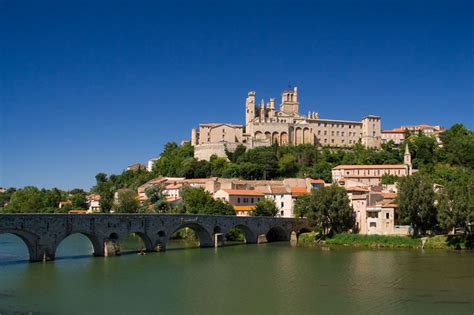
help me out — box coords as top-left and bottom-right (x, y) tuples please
(404, 143), (412, 174)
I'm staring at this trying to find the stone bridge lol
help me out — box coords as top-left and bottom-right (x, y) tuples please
(0, 214), (310, 262)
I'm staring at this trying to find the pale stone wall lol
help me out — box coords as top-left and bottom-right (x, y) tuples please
(0, 214), (310, 262)
(191, 87), (383, 160)
(381, 131), (405, 145)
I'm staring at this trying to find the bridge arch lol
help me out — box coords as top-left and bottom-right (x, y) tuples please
(266, 226), (290, 242)
(0, 229), (38, 261)
(54, 232), (101, 258)
(167, 222), (213, 248)
(227, 224), (257, 244)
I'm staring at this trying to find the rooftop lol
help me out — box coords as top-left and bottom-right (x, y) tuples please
(333, 164), (407, 170)
(222, 189), (264, 196)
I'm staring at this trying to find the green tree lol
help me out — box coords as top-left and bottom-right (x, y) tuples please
(381, 174), (399, 185)
(300, 185), (354, 236)
(439, 124), (474, 169)
(252, 198), (278, 217)
(179, 187), (234, 215)
(437, 174), (474, 235)
(113, 189), (140, 213)
(396, 173), (437, 236)
(70, 192), (88, 209)
(278, 153), (298, 177)
(3, 186), (45, 213)
(210, 155), (229, 177)
(144, 185), (170, 213)
(0, 188), (16, 209)
(293, 194), (311, 218)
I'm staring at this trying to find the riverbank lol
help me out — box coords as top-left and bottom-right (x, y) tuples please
(298, 232), (473, 250)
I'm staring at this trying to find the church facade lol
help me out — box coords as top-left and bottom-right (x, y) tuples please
(191, 87), (382, 160)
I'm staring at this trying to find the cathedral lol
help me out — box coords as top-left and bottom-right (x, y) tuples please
(191, 87), (382, 160)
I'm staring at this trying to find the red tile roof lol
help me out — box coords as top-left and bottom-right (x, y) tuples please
(333, 164), (407, 170)
(222, 189), (264, 196)
(291, 187), (310, 197)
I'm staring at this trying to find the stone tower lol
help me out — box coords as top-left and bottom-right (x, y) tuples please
(280, 86), (299, 114)
(245, 91), (256, 125)
(404, 143), (412, 175)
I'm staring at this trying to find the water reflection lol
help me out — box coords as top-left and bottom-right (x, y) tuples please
(0, 234), (473, 314)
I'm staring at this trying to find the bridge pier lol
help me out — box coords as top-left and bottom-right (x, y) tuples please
(104, 239), (120, 256)
(214, 233), (224, 247)
(257, 234), (268, 244)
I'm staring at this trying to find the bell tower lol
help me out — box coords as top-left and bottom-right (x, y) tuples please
(404, 143), (412, 175)
(245, 91), (256, 125)
(280, 86), (299, 114)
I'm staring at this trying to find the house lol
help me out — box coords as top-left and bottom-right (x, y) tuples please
(86, 194), (101, 213)
(332, 144), (413, 186)
(58, 200), (72, 209)
(254, 185), (294, 218)
(214, 189), (264, 216)
(347, 189), (410, 236)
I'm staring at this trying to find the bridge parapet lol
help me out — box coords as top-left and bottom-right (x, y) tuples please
(0, 214), (310, 262)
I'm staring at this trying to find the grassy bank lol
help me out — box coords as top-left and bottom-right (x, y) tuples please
(298, 232), (472, 250)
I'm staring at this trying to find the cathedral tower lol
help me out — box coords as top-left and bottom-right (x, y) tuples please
(245, 91), (256, 125)
(280, 86), (299, 114)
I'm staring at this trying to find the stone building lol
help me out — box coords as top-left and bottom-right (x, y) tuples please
(332, 144), (413, 186)
(191, 86), (382, 160)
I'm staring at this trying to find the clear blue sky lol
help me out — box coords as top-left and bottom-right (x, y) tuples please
(1, 0), (473, 190)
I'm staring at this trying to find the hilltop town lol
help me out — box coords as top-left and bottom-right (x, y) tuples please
(1, 87), (472, 241)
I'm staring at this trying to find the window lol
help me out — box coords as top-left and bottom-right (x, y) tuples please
(370, 222), (376, 228)
(341, 132), (344, 136)
(368, 212), (378, 218)
(257, 198), (260, 201)
(281, 202), (284, 208)
(331, 139), (334, 143)
(318, 130), (321, 135)
(386, 213), (389, 219)
(243, 198), (248, 203)
(251, 198), (254, 203)
(237, 198), (241, 204)
(324, 139), (327, 143)
(332, 131), (335, 136)
(336, 131), (339, 136)
(324, 131), (327, 135)
(280, 210), (284, 216)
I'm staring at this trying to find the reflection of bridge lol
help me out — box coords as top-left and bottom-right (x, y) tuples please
(0, 214), (310, 262)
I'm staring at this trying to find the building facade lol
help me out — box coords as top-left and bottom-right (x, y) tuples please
(192, 87), (382, 160)
(332, 145), (413, 186)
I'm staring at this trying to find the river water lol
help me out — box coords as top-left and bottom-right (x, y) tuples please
(0, 233), (473, 314)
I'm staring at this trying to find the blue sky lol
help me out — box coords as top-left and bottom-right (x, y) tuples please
(1, 0), (473, 190)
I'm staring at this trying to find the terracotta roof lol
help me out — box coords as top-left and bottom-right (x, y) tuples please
(222, 189), (264, 196)
(87, 194), (101, 201)
(68, 210), (88, 214)
(165, 184), (182, 190)
(381, 202), (398, 208)
(291, 187), (310, 197)
(351, 195), (367, 200)
(270, 186), (290, 194)
(381, 192), (397, 199)
(333, 164), (407, 170)
(382, 129), (405, 134)
(234, 205), (256, 211)
(307, 178), (325, 184)
(345, 186), (370, 192)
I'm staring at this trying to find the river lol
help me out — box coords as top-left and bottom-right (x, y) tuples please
(0, 233), (473, 314)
